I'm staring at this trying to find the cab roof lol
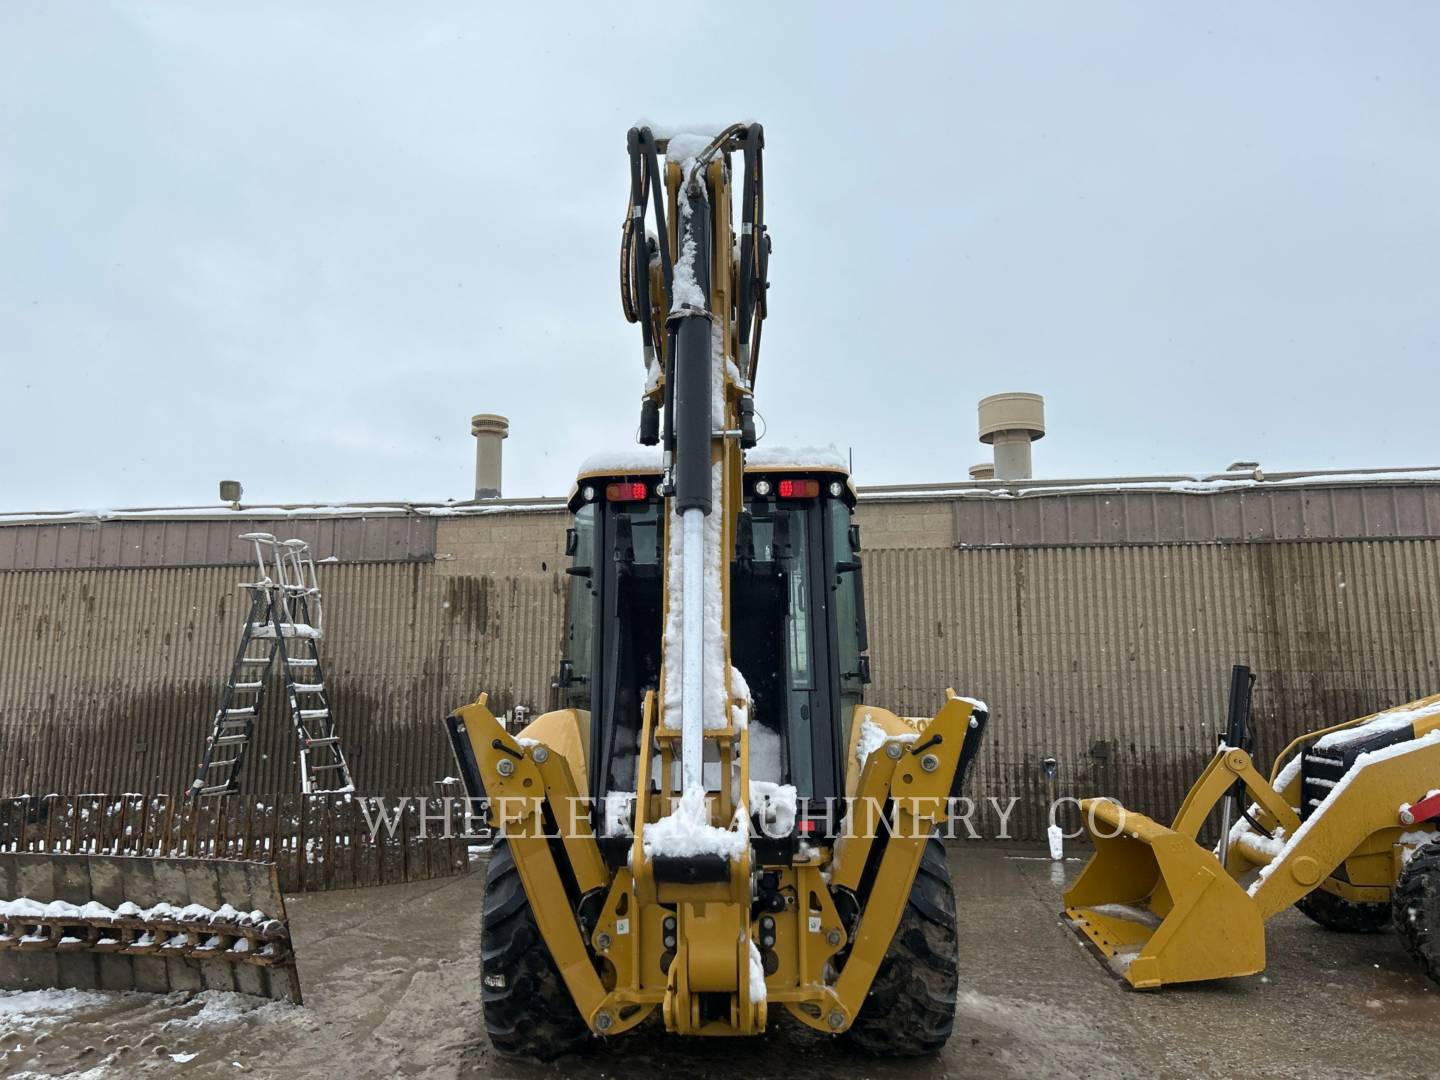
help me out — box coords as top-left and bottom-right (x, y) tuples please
(575, 444), (849, 482)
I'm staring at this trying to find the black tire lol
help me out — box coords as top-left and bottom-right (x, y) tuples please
(481, 840), (591, 1060)
(843, 837), (959, 1056)
(1295, 885), (1392, 933)
(1394, 837), (1440, 985)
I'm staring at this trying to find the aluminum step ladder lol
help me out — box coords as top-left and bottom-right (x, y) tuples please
(190, 534), (355, 797)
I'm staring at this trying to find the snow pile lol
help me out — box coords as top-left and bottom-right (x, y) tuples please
(577, 447), (665, 475)
(1223, 748), (1306, 859)
(749, 781), (797, 838)
(744, 444), (849, 472)
(669, 169), (708, 309)
(730, 665), (752, 729)
(749, 725), (783, 784)
(604, 792), (636, 837)
(1088, 902), (1161, 928)
(1397, 830), (1438, 867)
(1249, 728), (1440, 895)
(1231, 823), (1289, 861)
(166, 989), (276, 1028)
(957, 695), (989, 714)
(0, 988), (112, 1032)
(661, 461), (728, 732)
(854, 715), (917, 769)
(642, 785), (746, 860)
(663, 130), (720, 174)
(0, 897), (274, 926)
(747, 939), (767, 1003)
(1313, 699), (1440, 751)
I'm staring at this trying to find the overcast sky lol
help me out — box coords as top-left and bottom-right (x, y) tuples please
(1, 3), (1436, 511)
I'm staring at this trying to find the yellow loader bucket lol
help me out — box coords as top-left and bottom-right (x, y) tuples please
(1063, 799), (1264, 989)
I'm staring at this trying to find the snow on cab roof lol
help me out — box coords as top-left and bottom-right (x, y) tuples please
(576, 444), (849, 478)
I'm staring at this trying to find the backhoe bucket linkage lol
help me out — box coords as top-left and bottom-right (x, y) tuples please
(1065, 679), (1440, 991)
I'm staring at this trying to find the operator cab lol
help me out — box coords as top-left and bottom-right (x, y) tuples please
(559, 451), (869, 861)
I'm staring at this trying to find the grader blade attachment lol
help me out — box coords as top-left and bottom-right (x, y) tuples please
(1063, 799), (1264, 989)
(0, 852), (301, 1002)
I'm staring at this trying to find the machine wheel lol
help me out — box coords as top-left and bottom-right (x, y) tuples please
(843, 837), (959, 1056)
(1394, 838), (1440, 984)
(481, 841), (591, 1060)
(1295, 886), (1392, 933)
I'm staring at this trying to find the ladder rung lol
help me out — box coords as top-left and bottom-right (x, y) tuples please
(232, 681), (264, 691)
(198, 785), (232, 796)
(298, 709), (329, 720)
(239, 656), (271, 665)
(205, 758), (240, 770)
(309, 763), (346, 772)
(292, 683), (325, 693)
(225, 707), (256, 718)
(287, 659), (318, 668)
(305, 736), (340, 746)
(212, 735), (248, 746)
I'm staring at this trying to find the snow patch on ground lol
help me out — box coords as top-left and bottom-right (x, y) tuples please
(165, 990), (282, 1028)
(0, 988), (113, 1032)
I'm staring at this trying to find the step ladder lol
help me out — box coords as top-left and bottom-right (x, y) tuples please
(190, 533), (355, 798)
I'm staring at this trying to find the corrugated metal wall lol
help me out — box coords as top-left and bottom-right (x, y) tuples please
(867, 540), (1440, 837)
(948, 482), (1440, 546)
(3, 522), (1440, 840)
(0, 564), (565, 796)
(0, 516), (436, 571)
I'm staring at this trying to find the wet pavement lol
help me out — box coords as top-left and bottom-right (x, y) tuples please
(1, 843), (1436, 1079)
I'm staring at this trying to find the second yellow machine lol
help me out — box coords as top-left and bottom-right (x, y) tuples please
(445, 124), (988, 1057)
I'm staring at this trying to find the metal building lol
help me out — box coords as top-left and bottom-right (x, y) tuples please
(2, 466), (1439, 840)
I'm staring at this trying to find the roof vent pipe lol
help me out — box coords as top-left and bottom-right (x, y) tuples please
(978, 393), (1045, 481)
(471, 414), (509, 499)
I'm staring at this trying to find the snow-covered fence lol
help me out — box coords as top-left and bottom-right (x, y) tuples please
(0, 794), (475, 893)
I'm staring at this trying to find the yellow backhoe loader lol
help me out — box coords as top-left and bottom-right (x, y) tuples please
(444, 123), (989, 1057)
(1064, 664), (1440, 990)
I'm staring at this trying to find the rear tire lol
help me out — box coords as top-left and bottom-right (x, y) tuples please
(1394, 837), (1440, 985)
(481, 840), (591, 1060)
(843, 837), (959, 1056)
(1295, 885), (1392, 933)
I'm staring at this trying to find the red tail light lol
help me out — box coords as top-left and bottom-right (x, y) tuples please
(606, 481), (649, 501)
(778, 479), (820, 498)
